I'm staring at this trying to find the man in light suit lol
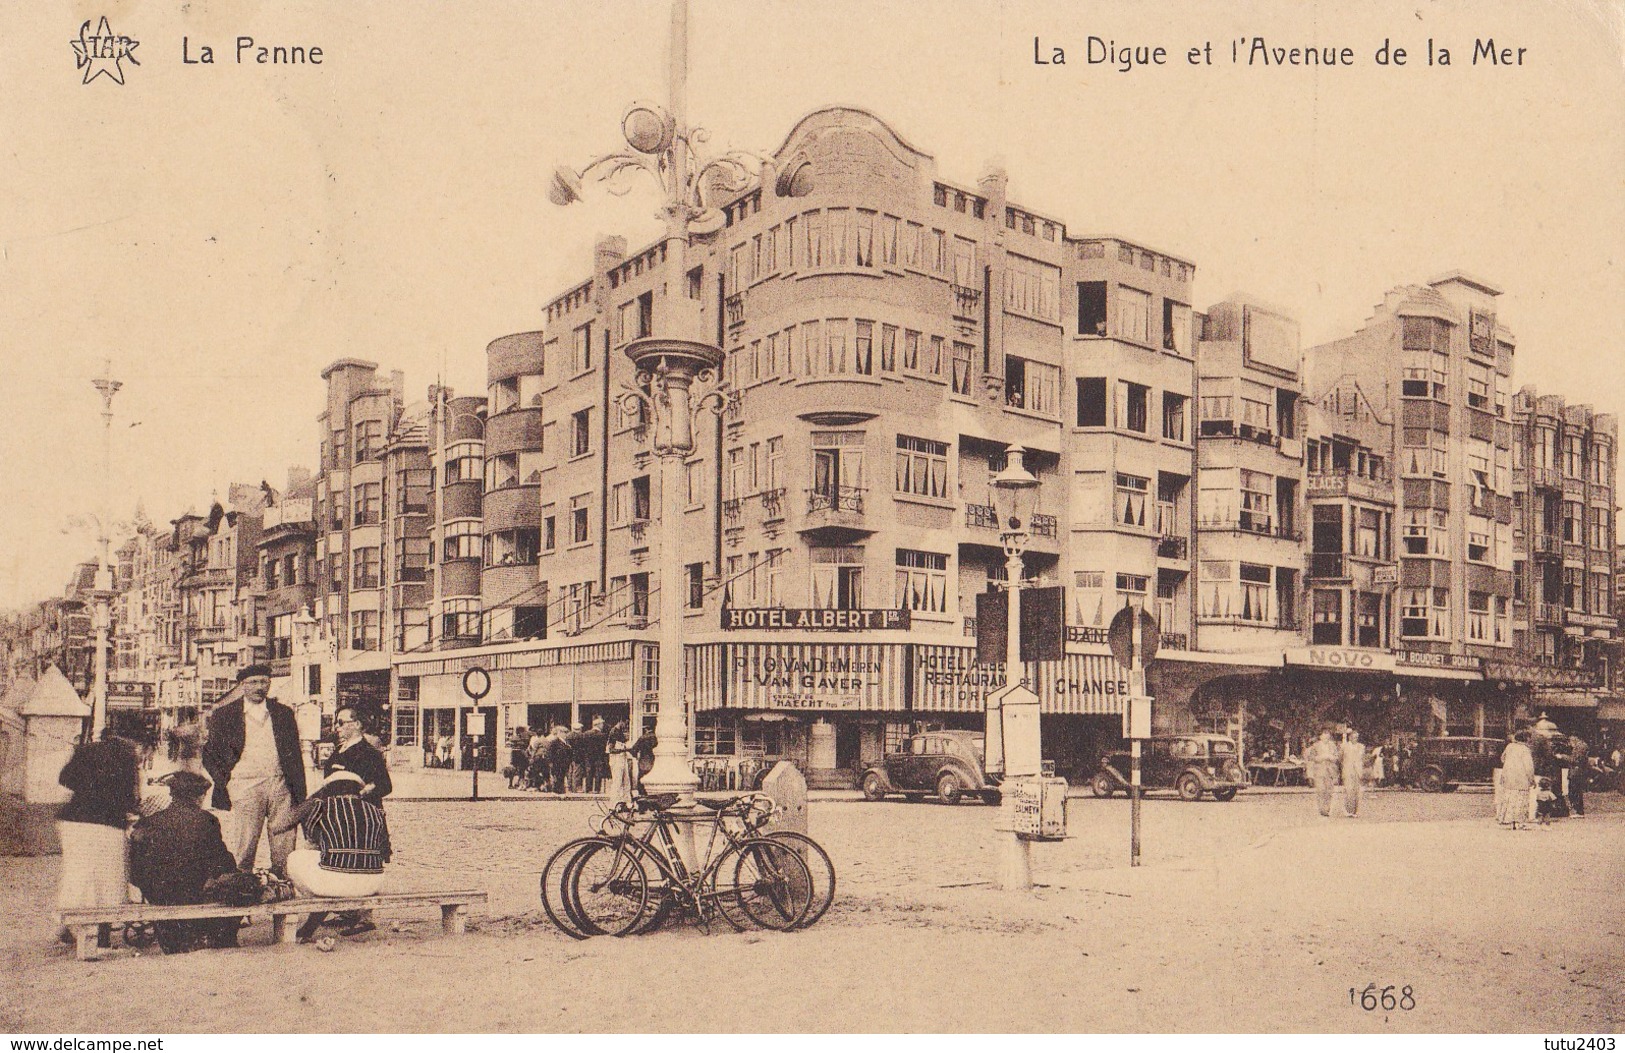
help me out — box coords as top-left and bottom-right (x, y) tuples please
(202, 663), (308, 876)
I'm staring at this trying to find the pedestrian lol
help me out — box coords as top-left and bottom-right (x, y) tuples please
(606, 721), (636, 803)
(54, 728), (139, 947)
(274, 768), (389, 940)
(563, 722), (587, 792)
(540, 725), (568, 793)
(322, 707), (392, 930)
(1339, 729), (1366, 817)
(1566, 737), (1589, 818)
(580, 717), (609, 795)
(1497, 731), (1537, 829)
(1304, 729), (1340, 818)
(128, 771), (240, 953)
(1369, 744), (1386, 788)
(201, 664), (308, 877)
(140, 723), (206, 817)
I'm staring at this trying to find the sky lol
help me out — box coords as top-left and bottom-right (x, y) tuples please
(1, 0), (1621, 609)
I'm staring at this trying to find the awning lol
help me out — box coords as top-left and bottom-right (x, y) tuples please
(1598, 700), (1625, 721)
(1534, 690), (1600, 709)
(1393, 665), (1482, 682)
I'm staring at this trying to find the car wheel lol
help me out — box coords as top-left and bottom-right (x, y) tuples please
(1440, 783), (1459, 793)
(936, 772), (963, 805)
(860, 772), (887, 802)
(1417, 768), (1445, 793)
(980, 790), (1001, 806)
(1211, 788), (1238, 802)
(1090, 772), (1115, 798)
(1176, 773), (1204, 801)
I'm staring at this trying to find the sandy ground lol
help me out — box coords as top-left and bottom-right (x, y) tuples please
(1, 796), (1620, 1034)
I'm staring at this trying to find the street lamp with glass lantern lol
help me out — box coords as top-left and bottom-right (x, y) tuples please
(549, 0), (762, 805)
(989, 445), (1039, 891)
(88, 361), (122, 739)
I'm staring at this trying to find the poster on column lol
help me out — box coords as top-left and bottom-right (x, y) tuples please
(2, 0), (1617, 1039)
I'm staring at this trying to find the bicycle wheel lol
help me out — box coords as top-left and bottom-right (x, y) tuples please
(539, 837), (600, 940)
(716, 838), (813, 932)
(768, 831), (835, 928)
(615, 837), (681, 935)
(568, 839), (650, 937)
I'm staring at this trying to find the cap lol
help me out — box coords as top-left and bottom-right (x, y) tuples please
(237, 663), (274, 682)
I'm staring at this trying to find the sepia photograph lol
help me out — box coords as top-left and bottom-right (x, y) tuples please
(1, 0), (1622, 1040)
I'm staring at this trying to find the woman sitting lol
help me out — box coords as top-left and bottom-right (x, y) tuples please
(273, 767), (389, 940)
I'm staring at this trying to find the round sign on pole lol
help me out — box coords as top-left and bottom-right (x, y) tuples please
(1107, 606), (1161, 670)
(461, 666), (492, 701)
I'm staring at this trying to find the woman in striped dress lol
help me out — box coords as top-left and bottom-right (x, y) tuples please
(273, 767), (388, 940)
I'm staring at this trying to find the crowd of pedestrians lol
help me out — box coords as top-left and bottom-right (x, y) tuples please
(504, 718), (653, 796)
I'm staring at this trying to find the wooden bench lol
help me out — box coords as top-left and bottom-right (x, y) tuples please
(60, 890), (488, 960)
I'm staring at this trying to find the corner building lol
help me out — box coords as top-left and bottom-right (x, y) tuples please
(396, 107), (1312, 783)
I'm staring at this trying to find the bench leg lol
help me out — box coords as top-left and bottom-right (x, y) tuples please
(441, 904), (466, 936)
(272, 913), (297, 945)
(74, 926), (98, 961)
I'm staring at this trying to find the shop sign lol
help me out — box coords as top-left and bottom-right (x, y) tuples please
(106, 681), (154, 708)
(1372, 566), (1399, 587)
(1481, 661), (1602, 689)
(722, 607), (910, 631)
(1396, 650), (1482, 673)
(915, 647), (1001, 712)
(1285, 647), (1396, 672)
(1065, 626), (1109, 645)
(727, 643), (899, 711)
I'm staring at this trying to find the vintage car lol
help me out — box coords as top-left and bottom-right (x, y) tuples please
(1091, 734), (1248, 802)
(859, 730), (1000, 805)
(1410, 736), (1503, 792)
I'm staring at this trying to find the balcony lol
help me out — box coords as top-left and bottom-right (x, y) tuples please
(1157, 535), (1189, 561)
(1200, 517), (1301, 542)
(1531, 533), (1563, 559)
(759, 488), (786, 521)
(966, 503), (999, 530)
(1031, 514), (1058, 539)
(1307, 553), (1350, 580)
(1160, 631), (1188, 651)
(722, 498), (744, 523)
(952, 284), (982, 322)
(1530, 467), (1561, 491)
(800, 485), (870, 539)
(1533, 603), (1564, 627)
(725, 291), (745, 329)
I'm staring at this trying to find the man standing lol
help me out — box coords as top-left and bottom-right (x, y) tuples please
(1339, 729), (1367, 818)
(202, 664), (307, 875)
(1304, 729), (1340, 819)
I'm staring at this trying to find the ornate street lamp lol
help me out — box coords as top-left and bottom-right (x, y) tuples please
(88, 360), (122, 738)
(989, 445), (1040, 891)
(551, 0), (760, 804)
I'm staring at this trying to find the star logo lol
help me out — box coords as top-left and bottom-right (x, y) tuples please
(71, 17), (140, 85)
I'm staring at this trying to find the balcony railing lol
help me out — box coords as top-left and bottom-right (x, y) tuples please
(1157, 535), (1189, 561)
(722, 498), (743, 522)
(629, 520), (648, 545)
(807, 485), (865, 515)
(1307, 468), (1393, 502)
(760, 488), (786, 520)
(725, 292), (745, 328)
(1031, 513), (1058, 539)
(1307, 553), (1349, 579)
(1160, 631), (1188, 651)
(966, 503), (999, 529)
(1530, 467), (1562, 491)
(1201, 517), (1301, 541)
(963, 617), (977, 638)
(952, 284), (982, 321)
(1533, 603), (1563, 626)
(1531, 533), (1563, 557)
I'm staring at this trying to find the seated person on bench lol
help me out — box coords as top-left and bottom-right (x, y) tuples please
(128, 771), (241, 954)
(273, 767), (389, 941)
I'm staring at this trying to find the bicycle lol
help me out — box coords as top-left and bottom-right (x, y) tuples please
(540, 793), (813, 937)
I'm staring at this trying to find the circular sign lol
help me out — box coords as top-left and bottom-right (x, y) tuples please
(1107, 606), (1161, 670)
(461, 666), (492, 701)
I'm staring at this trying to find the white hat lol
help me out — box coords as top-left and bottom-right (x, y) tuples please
(322, 769), (365, 790)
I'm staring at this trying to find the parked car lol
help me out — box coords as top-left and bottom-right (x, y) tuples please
(1409, 736), (1503, 792)
(859, 730), (1001, 805)
(1091, 734), (1248, 802)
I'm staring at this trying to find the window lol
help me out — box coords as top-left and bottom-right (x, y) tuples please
(484, 528), (540, 567)
(1162, 393), (1187, 442)
(1239, 470), (1273, 533)
(1238, 563), (1272, 623)
(443, 441), (482, 484)
(896, 550), (949, 613)
(629, 573), (651, 621)
(396, 469), (430, 514)
(1077, 281), (1107, 336)
(1563, 500), (1584, 544)
(1467, 518), (1491, 563)
(1312, 590), (1344, 645)
(812, 431), (865, 508)
(353, 420), (384, 462)
(765, 438), (783, 493)
(951, 237), (976, 285)
(1004, 255), (1061, 322)
(896, 436), (949, 499)
(1072, 570), (1106, 628)
(541, 515), (556, 553)
(352, 483), (380, 526)
(1162, 300), (1191, 355)
(571, 409), (592, 457)
(484, 453), (519, 491)
(950, 342), (974, 395)
(394, 537), (430, 582)
(811, 546), (864, 609)
(513, 606), (547, 640)
(349, 611), (379, 651)
(853, 320), (874, 375)
(1116, 381), (1149, 433)
(1591, 507), (1611, 551)
(609, 481), (629, 527)
(490, 377), (520, 414)
(685, 460), (707, 508)
(442, 598), (480, 641)
(1467, 591), (1491, 642)
(1400, 587), (1449, 639)
(1467, 361), (1491, 410)
(351, 547), (380, 589)
(1077, 378), (1107, 427)
(394, 609), (427, 651)
(570, 494), (590, 545)
(1116, 572), (1148, 612)
(1355, 508), (1387, 559)
(1116, 473), (1149, 529)
(1357, 593), (1384, 648)
(687, 563), (705, 610)
(1116, 287), (1152, 344)
(1199, 392), (1234, 436)
(877, 325), (897, 373)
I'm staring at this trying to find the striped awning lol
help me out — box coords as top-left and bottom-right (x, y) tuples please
(696, 641), (907, 713)
(1031, 653), (1132, 715)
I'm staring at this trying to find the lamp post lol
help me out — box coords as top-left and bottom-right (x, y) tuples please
(550, 0), (759, 805)
(989, 445), (1039, 891)
(89, 361), (122, 738)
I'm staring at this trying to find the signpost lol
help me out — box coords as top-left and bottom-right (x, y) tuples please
(1108, 605), (1158, 867)
(461, 666), (492, 802)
